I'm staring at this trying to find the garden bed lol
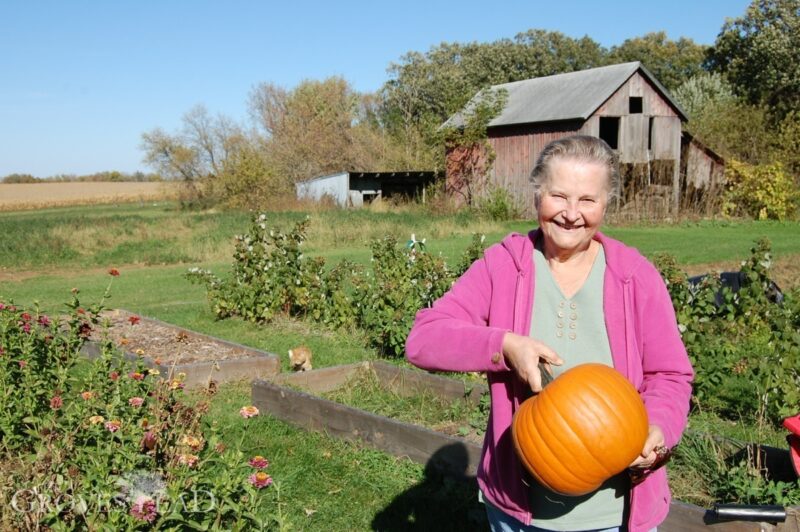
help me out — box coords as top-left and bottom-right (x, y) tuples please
(82, 308), (280, 387)
(252, 361), (487, 477)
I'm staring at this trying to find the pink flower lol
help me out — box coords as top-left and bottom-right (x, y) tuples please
(177, 454), (199, 468)
(80, 391), (94, 401)
(239, 405), (259, 418)
(50, 396), (63, 410)
(109, 371), (119, 381)
(18, 360), (27, 369)
(0, 347), (4, 356)
(38, 315), (51, 327)
(129, 371), (145, 381)
(105, 420), (121, 432)
(129, 495), (157, 522)
(128, 397), (144, 407)
(22, 323), (31, 334)
(141, 431), (157, 451)
(249, 455), (270, 469)
(248, 471), (273, 489)
(20, 312), (31, 322)
(128, 315), (141, 325)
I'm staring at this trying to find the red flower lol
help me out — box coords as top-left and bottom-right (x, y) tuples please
(18, 360), (28, 369)
(249, 455), (270, 469)
(105, 420), (121, 432)
(109, 371), (120, 381)
(20, 312), (32, 322)
(38, 315), (51, 327)
(129, 371), (145, 381)
(128, 315), (141, 325)
(50, 396), (63, 410)
(128, 397), (144, 407)
(78, 322), (92, 338)
(108, 268), (120, 277)
(21, 323), (31, 334)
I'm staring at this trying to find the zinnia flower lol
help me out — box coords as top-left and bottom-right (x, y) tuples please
(248, 471), (273, 489)
(88, 415), (105, 425)
(128, 315), (141, 325)
(20, 312), (32, 322)
(239, 406), (259, 418)
(50, 396), (63, 410)
(108, 268), (120, 277)
(109, 371), (119, 381)
(181, 435), (204, 451)
(128, 397), (144, 407)
(169, 379), (184, 391)
(135, 349), (145, 356)
(141, 430), (157, 451)
(129, 371), (145, 381)
(177, 454), (199, 468)
(80, 391), (94, 401)
(18, 360), (28, 369)
(38, 315), (51, 327)
(105, 419), (121, 432)
(129, 495), (157, 522)
(249, 456), (269, 469)
(147, 368), (160, 376)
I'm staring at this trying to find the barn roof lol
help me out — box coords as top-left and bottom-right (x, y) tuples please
(443, 62), (688, 129)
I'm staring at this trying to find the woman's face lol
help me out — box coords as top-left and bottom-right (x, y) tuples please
(537, 157), (609, 258)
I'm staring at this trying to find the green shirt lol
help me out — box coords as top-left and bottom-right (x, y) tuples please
(528, 244), (627, 531)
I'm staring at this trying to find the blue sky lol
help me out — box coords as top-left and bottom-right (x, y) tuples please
(0, 0), (751, 178)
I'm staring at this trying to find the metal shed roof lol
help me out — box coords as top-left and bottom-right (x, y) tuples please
(443, 62), (688, 129)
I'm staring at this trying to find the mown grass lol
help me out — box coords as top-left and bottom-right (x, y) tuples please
(2, 203), (800, 525)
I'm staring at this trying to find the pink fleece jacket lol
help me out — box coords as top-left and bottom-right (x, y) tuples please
(406, 230), (694, 532)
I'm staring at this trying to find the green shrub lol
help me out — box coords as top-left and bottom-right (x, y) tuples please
(655, 238), (800, 424)
(187, 214), (489, 358)
(475, 186), (522, 221)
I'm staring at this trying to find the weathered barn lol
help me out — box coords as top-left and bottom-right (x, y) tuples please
(444, 62), (692, 216)
(295, 171), (439, 207)
(680, 132), (726, 215)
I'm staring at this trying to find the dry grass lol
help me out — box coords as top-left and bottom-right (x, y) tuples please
(0, 182), (180, 211)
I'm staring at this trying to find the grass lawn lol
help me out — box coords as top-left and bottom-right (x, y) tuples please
(2, 203), (799, 527)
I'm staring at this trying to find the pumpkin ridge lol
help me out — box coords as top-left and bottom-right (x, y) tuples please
(527, 397), (596, 493)
(537, 385), (616, 480)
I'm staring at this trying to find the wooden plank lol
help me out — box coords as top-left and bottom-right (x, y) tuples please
(662, 501), (778, 531)
(251, 379), (483, 477)
(268, 362), (366, 394)
(371, 361), (488, 406)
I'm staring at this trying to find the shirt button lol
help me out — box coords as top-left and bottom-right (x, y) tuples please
(491, 353), (501, 364)
(569, 332), (577, 340)
(557, 311), (564, 318)
(559, 301), (566, 308)
(570, 313), (578, 320)
(557, 321), (564, 328)
(569, 322), (576, 329)
(570, 302), (577, 309)
(556, 331), (563, 338)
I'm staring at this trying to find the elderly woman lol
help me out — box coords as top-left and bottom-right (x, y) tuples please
(406, 135), (693, 532)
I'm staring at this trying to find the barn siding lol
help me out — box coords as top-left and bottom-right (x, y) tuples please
(295, 172), (349, 206)
(595, 72), (679, 118)
(486, 121), (583, 212)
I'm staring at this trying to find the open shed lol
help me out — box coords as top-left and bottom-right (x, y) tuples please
(295, 171), (440, 207)
(444, 62), (691, 216)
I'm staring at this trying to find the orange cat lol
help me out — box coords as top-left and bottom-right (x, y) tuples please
(288, 345), (313, 372)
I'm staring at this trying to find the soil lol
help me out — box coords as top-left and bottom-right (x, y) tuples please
(91, 309), (260, 365)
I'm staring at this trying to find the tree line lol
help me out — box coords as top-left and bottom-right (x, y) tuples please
(140, 0), (800, 212)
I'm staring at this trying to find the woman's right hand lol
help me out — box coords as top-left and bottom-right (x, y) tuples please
(502, 332), (563, 392)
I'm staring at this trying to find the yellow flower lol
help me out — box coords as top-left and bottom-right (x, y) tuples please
(80, 391), (95, 401)
(148, 368), (160, 376)
(182, 435), (204, 451)
(88, 415), (105, 425)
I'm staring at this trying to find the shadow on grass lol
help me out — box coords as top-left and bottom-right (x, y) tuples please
(371, 442), (488, 531)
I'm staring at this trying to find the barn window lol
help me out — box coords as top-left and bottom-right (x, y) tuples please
(629, 96), (643, 114)
(599, 117), (620, 149)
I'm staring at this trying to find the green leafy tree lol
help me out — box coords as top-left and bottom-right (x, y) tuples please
(706, 0), (800, 121)
(607, 31), (707, 90)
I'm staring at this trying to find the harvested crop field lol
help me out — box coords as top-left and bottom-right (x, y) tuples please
(0, 182), (180, 210)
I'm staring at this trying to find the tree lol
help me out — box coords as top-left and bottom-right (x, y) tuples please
(706, 0), (800, 121)
(607, 32), (707, 90)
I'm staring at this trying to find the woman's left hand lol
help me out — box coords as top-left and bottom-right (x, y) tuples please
(629, 425), (666, 469)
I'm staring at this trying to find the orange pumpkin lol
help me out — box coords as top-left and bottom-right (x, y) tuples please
(511, 363), (648, 496)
